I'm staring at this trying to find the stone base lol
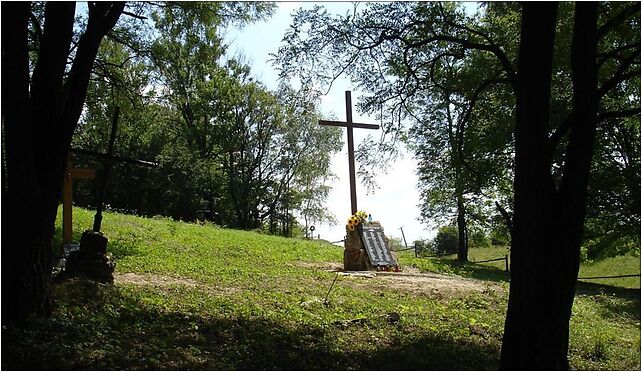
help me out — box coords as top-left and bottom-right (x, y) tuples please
(57, 230), (115, 283)
(64, 251), (115, 283)
(343, 248), (368, 271)
(343, 221), (400, 272)
(343, 226), (370, 271)
(80, 230), (108, 255)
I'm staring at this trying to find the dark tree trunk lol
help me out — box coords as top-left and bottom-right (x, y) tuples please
(500, 2), (598, 369)
(456, 194), (468, 262)
(1, 2), (56, 322)
(1, 2), (124, 324)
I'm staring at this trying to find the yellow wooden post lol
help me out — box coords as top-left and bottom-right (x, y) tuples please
(62, 153), (95, 244)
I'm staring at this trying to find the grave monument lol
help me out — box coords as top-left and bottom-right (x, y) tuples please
(57, 107), (156, 283)
(344, 212), (399, 271)
(319, 91), (399, 271)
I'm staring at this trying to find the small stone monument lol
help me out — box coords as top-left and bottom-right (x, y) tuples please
(61, 230), (115, 283)
(343, 211), (399, 271)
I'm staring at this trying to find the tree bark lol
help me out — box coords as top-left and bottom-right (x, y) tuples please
(1, 1), (55, 323)
(456, 194), (468, 262)
(500, 3), (598, 369)
(1, 2), (123, 324)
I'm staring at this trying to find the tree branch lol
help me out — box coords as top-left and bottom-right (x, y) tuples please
(62, 2), (125, 138)
(121, 10), (148, 20)
(597, 3), (640, 39)
(597, 107), (641, 122)
(495, 201), (513, 235)
(598, 68), (639, 98)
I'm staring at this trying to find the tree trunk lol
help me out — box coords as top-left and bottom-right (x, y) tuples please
(1, 2), (69, 323)
(500, 3), (598, 369)
(456, 194), (468, 262)
(1, 2), (124, 324)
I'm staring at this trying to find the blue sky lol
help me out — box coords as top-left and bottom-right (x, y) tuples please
(223, 2), (434, 244)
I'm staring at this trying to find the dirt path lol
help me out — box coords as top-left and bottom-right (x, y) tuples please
(296, 261), (506, 298)
(115, 263), (506, 299)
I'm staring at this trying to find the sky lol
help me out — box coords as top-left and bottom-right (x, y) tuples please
(223, 2), (435, 245)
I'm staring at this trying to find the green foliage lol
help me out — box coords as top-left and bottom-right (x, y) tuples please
(433, 225), (459, 254)
(274, 1), (640, 258)
(469, 229), (491, 249)
(72, 2), (341, 235)
(583, 114), (641, 260)
(413, 239), (430, 254)
(387, 236), (405, 251)
(489, 214), (511, 246)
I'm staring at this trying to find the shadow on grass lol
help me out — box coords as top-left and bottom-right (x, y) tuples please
(2, 279), (500, 370)
(429, 258), (510, 284)
(575, 281), (640, 322)
(575, 280), (640, 298)
(427, 259), (639, 322)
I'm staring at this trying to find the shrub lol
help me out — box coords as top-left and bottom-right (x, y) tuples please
(470, 229), (491, 248)
(490, 225), (511, 246)
(433, 225), (458, 254)
(413, 239), (433, 255)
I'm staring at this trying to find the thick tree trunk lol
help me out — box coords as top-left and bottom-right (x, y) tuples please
(500, 2), (561, 368)
(1, 2), (124, 324)
(500, 3), (598, 369)
(1, 2), (64, 322)
(456, 194), (468, 262)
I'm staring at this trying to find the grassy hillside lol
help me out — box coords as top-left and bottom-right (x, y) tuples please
(403, 245), (640, 289)
(3, 207), (640, 370)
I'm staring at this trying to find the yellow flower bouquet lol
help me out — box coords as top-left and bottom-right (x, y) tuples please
(346, 210), (368, 232)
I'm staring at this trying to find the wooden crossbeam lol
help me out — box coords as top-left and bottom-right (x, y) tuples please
(318, 120), (380, 130)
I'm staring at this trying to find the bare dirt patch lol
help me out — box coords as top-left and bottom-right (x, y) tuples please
(294, 261), (343, 271)
(296, 261), (506, 298)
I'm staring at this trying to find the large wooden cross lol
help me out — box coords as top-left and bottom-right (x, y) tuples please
(62, 107), (157, 244)
(62, 147), (157, 245)
(319, 91), (379, 215)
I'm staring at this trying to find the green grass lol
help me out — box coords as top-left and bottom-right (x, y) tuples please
(578, 255), (641, 288)
(3, 207), (640, 370)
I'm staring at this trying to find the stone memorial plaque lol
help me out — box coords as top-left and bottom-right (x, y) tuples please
(360, 225), (397, 266)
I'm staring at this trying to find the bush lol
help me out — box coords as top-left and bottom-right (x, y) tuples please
(413, 239), (431, 254)
(433, 225), (458, 254)
(387, 236), (405, 251)
(490, 225), (511, 246)
(470, 229), (491, 248)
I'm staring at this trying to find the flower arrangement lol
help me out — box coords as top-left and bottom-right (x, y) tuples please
(346, 210), (368, 232)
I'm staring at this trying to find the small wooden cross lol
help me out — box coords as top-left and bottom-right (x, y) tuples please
(319, 91), (379, 215)
(62, 153), (96, 244)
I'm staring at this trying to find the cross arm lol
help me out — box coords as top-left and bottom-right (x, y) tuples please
(319, 120), (380, 130)
(69, 168), (96, 179)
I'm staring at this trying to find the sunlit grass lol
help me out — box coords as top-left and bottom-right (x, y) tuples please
(3, 207), (637, 370)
